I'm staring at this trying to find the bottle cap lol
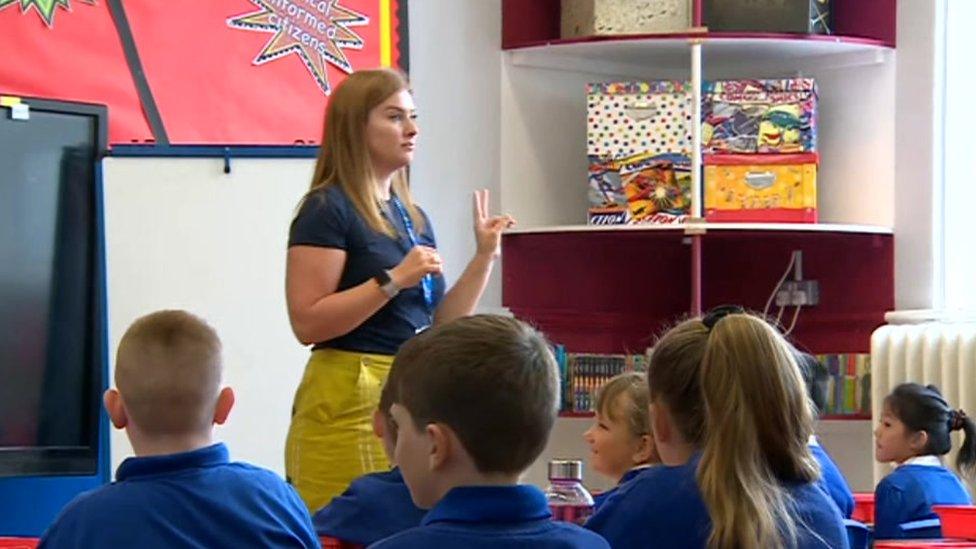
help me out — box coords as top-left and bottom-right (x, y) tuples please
(548, 459), (583, 481)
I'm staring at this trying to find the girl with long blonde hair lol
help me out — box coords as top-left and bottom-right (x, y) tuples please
(585, 308), (847, 548)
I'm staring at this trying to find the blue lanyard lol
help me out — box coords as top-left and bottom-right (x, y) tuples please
(389, 194), (435, 316)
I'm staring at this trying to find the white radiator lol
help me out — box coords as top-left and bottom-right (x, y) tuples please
(870, 310), (976, 487)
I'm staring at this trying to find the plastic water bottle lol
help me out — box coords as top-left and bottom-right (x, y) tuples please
(545, 459), (594, 525)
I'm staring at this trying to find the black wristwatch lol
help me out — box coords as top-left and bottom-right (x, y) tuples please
(374, 270), (401, 299)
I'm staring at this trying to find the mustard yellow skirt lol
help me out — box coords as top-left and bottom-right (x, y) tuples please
(285, 348), (392, 511)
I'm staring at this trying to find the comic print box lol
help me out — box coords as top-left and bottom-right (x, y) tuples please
(703, 153), (818, 223)
(702, 78), (818, 154)
(587, 81), (693, 224)
(703, 0), (831, 35)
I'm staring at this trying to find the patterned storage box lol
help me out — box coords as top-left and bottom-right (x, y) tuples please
(703, 78), (818, 154)
(561, 0), (692, 38)
(587, 81), (693, 224)
(704, 153), (818, 223)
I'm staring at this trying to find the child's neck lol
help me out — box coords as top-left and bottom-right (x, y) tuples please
(659, 441), (697, 467)
(432, 466), (520, 503)
(127, 427), (215, 458)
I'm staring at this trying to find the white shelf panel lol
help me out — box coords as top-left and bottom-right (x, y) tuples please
(509, 35), (894, 77)
(507, 222), (894, 236)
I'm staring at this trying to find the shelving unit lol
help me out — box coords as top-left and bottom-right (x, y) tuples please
(499, 0), (897, 357)
(559, 410), (872, 421)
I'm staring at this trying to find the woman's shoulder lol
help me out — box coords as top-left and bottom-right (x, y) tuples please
(306, 184), (352, 207)
(296, 185), (356, 220)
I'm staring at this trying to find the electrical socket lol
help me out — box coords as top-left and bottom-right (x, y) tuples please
(775, 280), (820, 307)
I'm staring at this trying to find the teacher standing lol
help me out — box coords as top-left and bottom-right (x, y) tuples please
(284, 68), (513, 511)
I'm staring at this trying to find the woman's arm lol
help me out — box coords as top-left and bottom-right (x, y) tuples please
(434, 190), (515, 325)
(286, 245), (442, 345)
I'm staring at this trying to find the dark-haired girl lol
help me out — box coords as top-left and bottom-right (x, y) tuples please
(874, 382), (976, 539)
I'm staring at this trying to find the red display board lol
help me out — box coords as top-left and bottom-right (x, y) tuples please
(0, 0), (408, 145)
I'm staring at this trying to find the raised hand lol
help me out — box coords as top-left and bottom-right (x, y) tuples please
(473, 189), (516, 258)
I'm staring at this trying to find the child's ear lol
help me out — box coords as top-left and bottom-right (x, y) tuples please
(910, 429), (930, 454)
(103, 388), (127, 429)
(632, 433), (656, 465)
(426, 423), (452, 471)
(650, 402), (671, 445)
(213, 387), (235, 425)
(372, 409), (386, 440)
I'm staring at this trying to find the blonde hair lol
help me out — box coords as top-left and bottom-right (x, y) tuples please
(649, 314), (820, 549)
(307, 68), (424, 237)
(115, 310), (223, 435)
(595, 372), (650, 439)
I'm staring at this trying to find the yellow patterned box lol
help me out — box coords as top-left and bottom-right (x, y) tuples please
(704, 153), (818, 223)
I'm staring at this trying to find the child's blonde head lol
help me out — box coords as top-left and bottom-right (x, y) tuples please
(595, 372), (650, 440)
(114, 310), (223, 434)
(649, 310), (819, 549)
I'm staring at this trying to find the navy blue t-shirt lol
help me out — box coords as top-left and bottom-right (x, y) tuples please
(39, 443), (318, 548)
(313, 467), (426, 544)
(585, 454), (848, 549)
(874, 460), (973, 540)
(810, 441), (855, 518)
(370, 485), (609, 548)
(289, 186), (446, 355)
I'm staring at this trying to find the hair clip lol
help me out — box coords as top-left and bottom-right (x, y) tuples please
(951, 409), (968, 431)
(702, 304), (746, 331)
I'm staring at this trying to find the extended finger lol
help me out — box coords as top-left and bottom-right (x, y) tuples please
(481, 189), (491, 219)
(473, 192), (483, 222)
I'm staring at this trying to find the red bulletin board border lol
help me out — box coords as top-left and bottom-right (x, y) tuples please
(0, 0), (409, 146)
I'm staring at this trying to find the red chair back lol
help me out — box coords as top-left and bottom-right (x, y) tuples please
(319, 536), (365, 549)
(933, 505), (976, 540)
(875, 543), (976, 548)
(852, 492), (875, 524)
(0, 539), (38, 549)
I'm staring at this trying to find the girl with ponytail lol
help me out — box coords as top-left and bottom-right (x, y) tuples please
(585, 308), (846, 548)
(874, 382), (976, 539)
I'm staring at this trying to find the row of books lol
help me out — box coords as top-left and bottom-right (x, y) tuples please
(813, 353), (871, 416)
(553, 346), (648, 413)
(552, 346), (872, 417)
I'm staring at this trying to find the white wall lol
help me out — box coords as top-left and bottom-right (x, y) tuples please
(942, 0), (976, 311)
(408, 0), (504, 312)
(103, 157), (314, 473)
(894, 0), (946, 310)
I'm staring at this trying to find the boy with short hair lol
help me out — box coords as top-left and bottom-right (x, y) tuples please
(371, 314), (609, 548)
(312, 359), (426, 545)
(40, 310), (318, 548)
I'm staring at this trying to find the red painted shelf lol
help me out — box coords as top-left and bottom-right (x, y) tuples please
(503, 230), (894, 355)
(819, 413), (872, 421)
(561, 411), (873, 420)
(504, 31), (892, 52)
(558, 411), (597, 418)
(502, 0), (896, 49)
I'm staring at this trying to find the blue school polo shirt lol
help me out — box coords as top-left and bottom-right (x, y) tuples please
(313, 467), (426, 544)
(592, 466), (649, 512)
(585, 454), (848, 549)
(874, 455), (973, 540)
(810, 439), (855, 518)
(289, 185), (446, 355)
(39, 443), (318, 548)
(369, 485), (610, 548)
